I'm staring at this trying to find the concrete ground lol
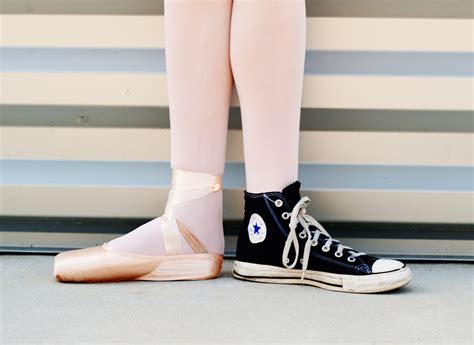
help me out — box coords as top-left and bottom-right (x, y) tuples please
(1, 256), (472, 345)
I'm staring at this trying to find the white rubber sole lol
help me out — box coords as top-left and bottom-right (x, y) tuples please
(233, 260), (412, 293)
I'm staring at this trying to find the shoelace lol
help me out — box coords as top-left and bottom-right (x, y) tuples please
(281, 196), (366, 280)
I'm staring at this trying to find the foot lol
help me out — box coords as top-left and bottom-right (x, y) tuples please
(233, 181), (412, 293)
(108, 188), (224, 257)
(54, 169), (225, 283)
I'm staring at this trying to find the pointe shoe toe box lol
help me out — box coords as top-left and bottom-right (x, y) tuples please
(54, 245), (158, 283)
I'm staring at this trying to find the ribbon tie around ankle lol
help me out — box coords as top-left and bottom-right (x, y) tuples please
(161, 169), (222, 255)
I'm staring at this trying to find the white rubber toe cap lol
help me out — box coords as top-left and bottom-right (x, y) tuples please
(372, 259), (404, 273)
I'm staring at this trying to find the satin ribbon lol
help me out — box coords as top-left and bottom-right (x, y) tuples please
(161, 169), (222, 255)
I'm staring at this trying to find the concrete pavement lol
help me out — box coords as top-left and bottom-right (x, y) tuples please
(1, 255), (472, 344)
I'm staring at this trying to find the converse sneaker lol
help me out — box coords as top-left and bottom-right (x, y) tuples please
(233, 181), (412, 293)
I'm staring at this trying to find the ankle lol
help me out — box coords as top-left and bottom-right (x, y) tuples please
(161, 169), (223, 255)
(173, 189), (225, 255)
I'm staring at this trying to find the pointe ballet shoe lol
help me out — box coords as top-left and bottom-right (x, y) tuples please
(54, 169), (224, 283)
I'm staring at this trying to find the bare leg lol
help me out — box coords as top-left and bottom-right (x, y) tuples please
(230, 0), (306, 193)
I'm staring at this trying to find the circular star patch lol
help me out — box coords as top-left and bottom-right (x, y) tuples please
(247, 213), (267, 244)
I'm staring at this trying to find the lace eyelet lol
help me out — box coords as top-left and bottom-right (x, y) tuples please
(284, 257), (290, 264)
(275, 199), (283, 207)
(298, 231), (307, 239)
(334, 252), (343, 258)
(311, 240), (318, 247)
(322, 245), (330, 252)
(282, 212), (290, 220)
(347, 256), (356, 262)
(299, 259), (304, 264)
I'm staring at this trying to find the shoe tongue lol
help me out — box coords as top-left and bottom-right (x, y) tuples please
(281, 181), (301, 207)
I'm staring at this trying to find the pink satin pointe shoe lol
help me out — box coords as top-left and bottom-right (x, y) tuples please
(54, 169), (224, 283)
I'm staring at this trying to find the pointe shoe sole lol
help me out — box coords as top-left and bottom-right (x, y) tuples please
(233, 261), (411, 293)
(137, 254), (224, 281)
(54, 244), (223, 283)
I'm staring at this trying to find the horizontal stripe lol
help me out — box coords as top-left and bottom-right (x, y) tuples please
(3, 246), (473, 261)
(2, 73), (471, 110)
(2, 184), (471, 222)
(2, 216), (473, 240)
(2, 48), (472, 77)
(305, 51), (474, 77)
(2, 16), (472, 52)
(2, 160), (472, 192)
(1, 231), (473, 259)
(2, 105), (473, 133)
(2, 127), (472, 166)
(1, 0), (473, 19)
(0, 48), (167, 73)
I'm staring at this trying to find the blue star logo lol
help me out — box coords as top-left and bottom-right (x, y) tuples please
(252, 223), (261, 234)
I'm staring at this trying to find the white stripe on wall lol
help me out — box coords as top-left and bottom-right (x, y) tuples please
(2, 127), (472, 166)
(2, 16), (472, 51)
(2, 73), (471, 110)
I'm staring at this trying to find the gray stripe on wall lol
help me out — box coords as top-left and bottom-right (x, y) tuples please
(1, 0), (473, 18)
(2, 160), (473, 192)
(2, 216), (473, 240)
(304, 51), (474, 77)
(2, 48), (473, 77)
(2, 105), (473, 133)
(1, 215), (473, 259)
(1, 48), (167, 73)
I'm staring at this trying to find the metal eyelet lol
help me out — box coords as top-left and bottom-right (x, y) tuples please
(347, 256), (356, 262)
(275, 199), (283, 207)
(334, 252), (343, 258)
(298, 231), (307, 239)
(282, 212), (290, 220)
(322, 245), (330, 252)
(300, 259), (304, 264)
(311, 240), (318, 247)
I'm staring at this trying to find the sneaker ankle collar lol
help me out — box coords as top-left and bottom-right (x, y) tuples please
(244, 181), (301, 209)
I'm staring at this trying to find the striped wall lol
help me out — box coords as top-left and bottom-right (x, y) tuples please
(1, 1), (473, 259)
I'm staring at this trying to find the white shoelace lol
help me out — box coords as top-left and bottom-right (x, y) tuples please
(281, 196), (366, 280)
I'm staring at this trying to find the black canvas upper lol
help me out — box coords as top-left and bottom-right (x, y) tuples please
(236, 181), (381, 276)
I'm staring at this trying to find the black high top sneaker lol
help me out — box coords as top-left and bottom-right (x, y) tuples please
(233, 181), (412, 293)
